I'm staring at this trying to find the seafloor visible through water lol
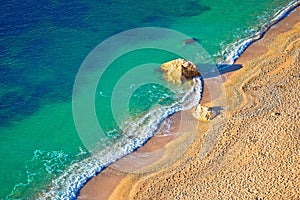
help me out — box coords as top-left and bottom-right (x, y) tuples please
(0, 0), (297, 199)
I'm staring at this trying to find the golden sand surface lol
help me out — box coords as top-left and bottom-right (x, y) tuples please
(79, 7), (300, 200)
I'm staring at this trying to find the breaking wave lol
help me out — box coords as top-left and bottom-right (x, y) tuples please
(38, 77), (202, 199)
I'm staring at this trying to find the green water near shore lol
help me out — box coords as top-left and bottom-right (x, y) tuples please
(0, 0), (295, 198)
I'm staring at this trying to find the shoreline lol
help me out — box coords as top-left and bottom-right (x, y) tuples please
(78, 6), (300, 200)
(221, 0), (300, 65)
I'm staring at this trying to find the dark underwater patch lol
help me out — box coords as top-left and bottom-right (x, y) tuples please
(0, 89), (39, 126)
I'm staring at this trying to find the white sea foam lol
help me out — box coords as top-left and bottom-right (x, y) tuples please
(220, 0), (299, 66)
(38, 77), (202, 200)
(37, 1), (300, 198)
(5, 150), (72, 200)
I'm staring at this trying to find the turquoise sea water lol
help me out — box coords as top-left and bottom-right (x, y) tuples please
(0, 0), (297, 199)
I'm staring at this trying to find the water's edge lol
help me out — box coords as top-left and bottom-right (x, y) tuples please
(34, 1), (299, 199)
(219, 0), (299, 67)
(38, 78), (202, 199)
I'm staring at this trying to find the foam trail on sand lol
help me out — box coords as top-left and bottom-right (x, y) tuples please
(38, 77), (202, 200)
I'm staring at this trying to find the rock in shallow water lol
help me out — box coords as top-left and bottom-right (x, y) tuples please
(161, 58), (201, 84)
(161, 58), (209, 121)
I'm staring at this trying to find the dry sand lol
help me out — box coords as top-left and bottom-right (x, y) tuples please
(79, 7), (300, 200)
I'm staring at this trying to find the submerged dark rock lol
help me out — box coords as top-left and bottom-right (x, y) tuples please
(183, 38), (199, 45)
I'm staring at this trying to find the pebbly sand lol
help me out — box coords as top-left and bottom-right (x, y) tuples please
(79, 6), (300, 200)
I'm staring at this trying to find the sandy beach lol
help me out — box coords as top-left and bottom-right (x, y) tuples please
(79, 6), (300, 200)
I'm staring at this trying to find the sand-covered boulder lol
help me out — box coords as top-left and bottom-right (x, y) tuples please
(161, 58), (201, 84)
(192, 104), (211, 121)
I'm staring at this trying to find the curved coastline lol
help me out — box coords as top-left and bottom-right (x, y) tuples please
(39, 2), (300, 199)
(108, 6), (300, 200)
(38, 78), (202, 199)
(79, 3), (300, 200)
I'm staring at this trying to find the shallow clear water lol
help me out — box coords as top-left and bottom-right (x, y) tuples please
(0, 0), (296, 198)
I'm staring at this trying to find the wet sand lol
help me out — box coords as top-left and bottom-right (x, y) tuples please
(79, 6), (300, 200)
